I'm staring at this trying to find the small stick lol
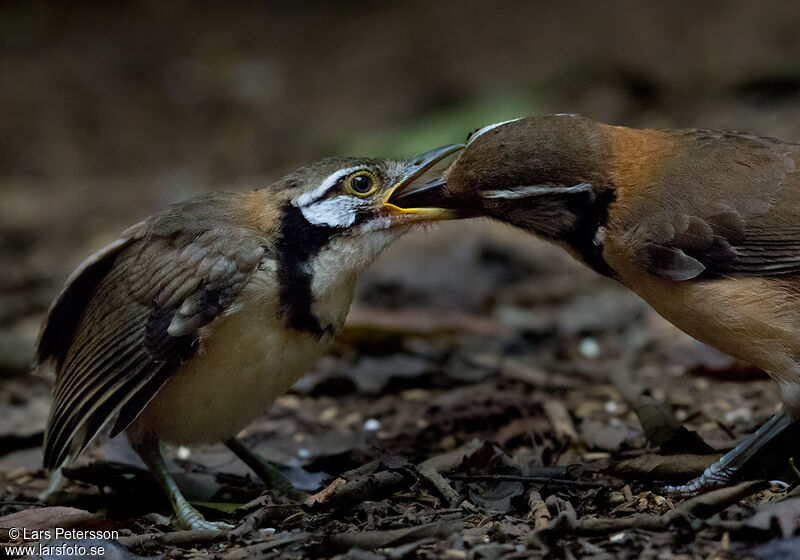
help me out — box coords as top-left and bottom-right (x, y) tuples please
(119, 528), (225, 550)
(446, 474), (609, 488)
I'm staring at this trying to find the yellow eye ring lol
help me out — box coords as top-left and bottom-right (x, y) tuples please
(343, 171), (378, 197)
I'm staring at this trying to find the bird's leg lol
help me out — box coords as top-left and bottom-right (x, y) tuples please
(129, 429), (232, 531)
(224, 438), (303, 500)
(664, 410), (795, 496)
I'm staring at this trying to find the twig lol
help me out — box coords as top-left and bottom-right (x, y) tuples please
(527, 490), (551, 530)
(790, 457), (800, 479)
(305, 470), (410, 511)
(532, 480), (768, 541)
(224, 438), (302, 499)
(418, 463), (461, 506)
(447, 473), (609, 488)
(416, 440), (491, 506)
(232, 504), (303, 537)
(327, 520), (462, 552)
(118, 528), (225, 550)
(229, 532), (311, 557)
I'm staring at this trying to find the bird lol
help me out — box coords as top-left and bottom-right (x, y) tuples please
(34, 144), (462, 530)
(391, 114), (800, 495)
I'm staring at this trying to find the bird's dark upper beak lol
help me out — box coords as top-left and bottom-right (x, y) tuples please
(381, 144), (463, 221)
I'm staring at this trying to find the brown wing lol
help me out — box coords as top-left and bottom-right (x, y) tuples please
(38, 194), (267, 469)
(615, 131), (800, 280)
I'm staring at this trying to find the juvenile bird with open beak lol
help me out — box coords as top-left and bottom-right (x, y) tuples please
(35, 144), (461, 530)
(392, 114), (800, 494)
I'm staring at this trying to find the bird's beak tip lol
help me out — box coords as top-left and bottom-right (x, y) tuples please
(381, 144), (464, 221)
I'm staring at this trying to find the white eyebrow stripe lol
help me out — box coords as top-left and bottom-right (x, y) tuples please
(484, 182), (593, 199)
(467, 118), (522, 145)
(292, 166), (363, 207)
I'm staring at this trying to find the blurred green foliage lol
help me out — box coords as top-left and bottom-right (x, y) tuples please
(341, 94), (540, 158)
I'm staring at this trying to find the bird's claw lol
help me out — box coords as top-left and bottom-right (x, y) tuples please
(175, 505), (233, 532)
(663, 461), (736, 497)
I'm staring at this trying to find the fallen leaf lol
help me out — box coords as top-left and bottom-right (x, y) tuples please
(609, 454), (719, 481)
(466, 466), (525, 513)
(0, 506), (106, 537)
(737, 495), (800, 538)
(580, 418), (629, 452)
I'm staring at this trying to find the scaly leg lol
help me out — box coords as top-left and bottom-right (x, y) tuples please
(224, 438), (302, 499)
(664, 410), (795, 496)
(130, 429), (231, 531)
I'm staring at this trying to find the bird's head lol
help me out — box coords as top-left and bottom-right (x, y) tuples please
(283, 143), (463, 234)
(262, 144), (463, 290)
(387, 115), (613, 240)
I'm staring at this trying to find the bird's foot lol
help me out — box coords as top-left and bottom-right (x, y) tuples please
(663, 461), (736, 497)
(174, 504), (233, 532)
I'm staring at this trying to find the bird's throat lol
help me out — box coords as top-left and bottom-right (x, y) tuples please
(561, 187), (617, 277)
(487, 186), (617, 277)
(275, 203), (337, 337)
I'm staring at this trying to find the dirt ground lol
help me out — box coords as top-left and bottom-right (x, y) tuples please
(2, 2), (800, 559)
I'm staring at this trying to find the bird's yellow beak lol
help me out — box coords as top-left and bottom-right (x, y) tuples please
(382, 144), (463, 222)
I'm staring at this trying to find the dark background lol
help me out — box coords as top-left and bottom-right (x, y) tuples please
(2, 2), (800, 557)
(5, 0), (800, 332)
(4, 1), (800, 291)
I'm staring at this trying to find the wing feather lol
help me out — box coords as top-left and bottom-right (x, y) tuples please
(39, 194), (269, 469)
(618, 134), (800, 280)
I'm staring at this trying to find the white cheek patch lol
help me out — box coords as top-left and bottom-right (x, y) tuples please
(292, 166), (362, 207)
(301, 196), (368, 228)
(467, 118), (522, 145)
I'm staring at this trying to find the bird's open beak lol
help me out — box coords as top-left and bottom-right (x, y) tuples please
(382, 144), (463, 222)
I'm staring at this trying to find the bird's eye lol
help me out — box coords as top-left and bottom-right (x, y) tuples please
(343, 171), (377, 197)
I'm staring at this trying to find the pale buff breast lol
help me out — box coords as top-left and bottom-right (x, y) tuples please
(132, 269), (354, 445)
(609, 252), (800, 387)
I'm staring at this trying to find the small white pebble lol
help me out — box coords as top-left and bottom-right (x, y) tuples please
(724, 408), (752, 424)
(579, 337), (600, 359)
(257, 528), (276, 537)
(297, 448), (311, 459)
(605, 400), (619, 413)
(609, 531), (626, 543)
(176, 446), (191, 460)
(363, 418), (381, 431)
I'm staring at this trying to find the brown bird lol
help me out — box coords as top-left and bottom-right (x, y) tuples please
(393, 114), (800, 494)
(35, 145), (461, 529)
